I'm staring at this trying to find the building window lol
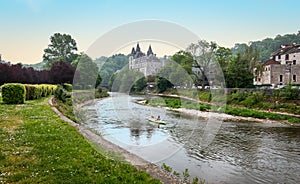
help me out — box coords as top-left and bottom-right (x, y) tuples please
(293, 60), (296, 65)
(293, 75), (296, 82)
(278, 55), (281, 59)
(285, 54), (289, 60)
(279, 75), (283, 82)
(258, 78), (261, 82)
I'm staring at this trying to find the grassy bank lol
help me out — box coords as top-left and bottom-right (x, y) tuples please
(146, 97), (300, 123)
(162, 88), (300, 115)
(0, 97), (160, 183)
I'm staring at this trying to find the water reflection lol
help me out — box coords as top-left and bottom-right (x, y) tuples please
(83, 95), (300, 184)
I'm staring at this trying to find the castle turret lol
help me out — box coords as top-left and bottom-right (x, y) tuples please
(136, 43), (141, 53)
(131, 47), (136, 55)
(147, 45), (153, 56)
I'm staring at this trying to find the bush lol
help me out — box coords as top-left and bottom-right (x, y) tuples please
(1, 83), (26, 104)
(25, 84), (57, 100)
(240, 92), (263, 108)
(63, 83), (73, 92)
(54, 85), (71, 103)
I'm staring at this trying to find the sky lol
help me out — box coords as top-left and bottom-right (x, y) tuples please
(0, 0), (299, 64)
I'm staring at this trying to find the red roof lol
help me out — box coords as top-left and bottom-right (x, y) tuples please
(263, 59), (280, 66)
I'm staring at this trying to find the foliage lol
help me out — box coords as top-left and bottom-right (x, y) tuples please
(99, 54), (129, 86)
(0, 63), (50, 85)
(50, 61), (76, 84)
(226, 52), (255, 88)
(182, 168), (190, 183)
(132, 76), (147, 92)
(225, 106), (300, 123)
(186, 40), (218, 89)
(25, 84), (57, 100)
(155, 77), (174, 93)
(0, 62), (76, 85)
(73, 54), (100, 89)
(63, 83), (73, 92)
(43, 33), (78, 69)
(161, 163), (173, 173)
(109, 66), (144, 93)
(232, 33), (300, 61)
(54, 84), (71, 103)
(95, 87), (110, 99)
(0, 98), (160, 183)
(1, 83), (26, 104)
(171, 51), (194, 76)
(279, 85), (299, 100)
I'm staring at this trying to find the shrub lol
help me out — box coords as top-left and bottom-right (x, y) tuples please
(54, 85), (71, 103)
(1, 83), (26, 104)
(63, 83), (73, 92)
(240, 92), (263, 108)
(25, 84), (57, 100)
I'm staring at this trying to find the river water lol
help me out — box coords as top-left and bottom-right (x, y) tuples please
(82, 94), (300, 184)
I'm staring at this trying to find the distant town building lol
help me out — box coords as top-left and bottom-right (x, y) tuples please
(129, 43), (167, 76)
(254, 43), (300, 86)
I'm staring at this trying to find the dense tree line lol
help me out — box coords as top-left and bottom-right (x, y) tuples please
(99, 54), (129, 86)
(0, 61), (75, 85)
(232, 32), (300, 61)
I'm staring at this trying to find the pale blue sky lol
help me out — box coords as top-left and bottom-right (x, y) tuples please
(0, 0), (299, 63)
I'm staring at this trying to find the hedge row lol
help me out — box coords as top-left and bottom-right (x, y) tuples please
(1, 83), (26, 104)
(1, 83), (58, 104)
(25, 84), (57, 100)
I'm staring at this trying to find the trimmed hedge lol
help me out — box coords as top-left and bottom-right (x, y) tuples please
(1, 83), (26, 104)
(25, 84), (57, 100)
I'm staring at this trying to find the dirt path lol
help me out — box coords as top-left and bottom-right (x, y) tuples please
(48, 98), (184, 184)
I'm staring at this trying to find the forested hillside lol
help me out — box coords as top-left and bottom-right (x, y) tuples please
(98, 54), (128, 86)
(232, 32), (300, 61)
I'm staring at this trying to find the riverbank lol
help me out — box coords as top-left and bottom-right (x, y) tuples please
(0, 97), (162, 183)
(139, 94), (299, 124)
(50, 97), (184, 184)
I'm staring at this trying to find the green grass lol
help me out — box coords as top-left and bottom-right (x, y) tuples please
(146, 96), (300, 123)
(0, 97), (160, 183)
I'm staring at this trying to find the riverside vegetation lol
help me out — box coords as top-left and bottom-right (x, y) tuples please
(146, 87), (300, 123)
(0, 84), (160, 183)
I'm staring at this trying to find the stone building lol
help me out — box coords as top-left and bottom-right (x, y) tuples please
(254, 44), (300, 86)
(129, 43), (166, 76)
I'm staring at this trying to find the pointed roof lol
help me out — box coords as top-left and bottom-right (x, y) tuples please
(131, 47), (136, 55)
(136, 43), (141, 53)
(147, 45), (153, 56)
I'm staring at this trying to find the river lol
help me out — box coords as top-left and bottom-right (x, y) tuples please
(82, 94), (300, 184)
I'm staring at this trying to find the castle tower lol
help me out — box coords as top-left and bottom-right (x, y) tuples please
(131, 47), (136, 56)
(136, 43), (141, 53)
(147, 45), (153, 56)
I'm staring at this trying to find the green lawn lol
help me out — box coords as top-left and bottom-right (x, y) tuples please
(0, 98), (160, 183)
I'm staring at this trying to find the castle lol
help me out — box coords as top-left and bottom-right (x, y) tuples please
(129, 43), (166, 76)
(254, 43), (300, 86)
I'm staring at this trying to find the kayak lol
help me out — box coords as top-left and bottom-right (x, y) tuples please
(148, 118), (167, 125)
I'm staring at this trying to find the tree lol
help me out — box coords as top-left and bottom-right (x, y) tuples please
(132, 77), (147, 92)
(186, 40), (218, 90)
(73, 54), (99, 89)
(226, 53), (254, 88)
(43, 33), (78, 69)
(49, 61), (75, 84)
(156, 77), (173, 93)
(171, 51), (194, 75)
